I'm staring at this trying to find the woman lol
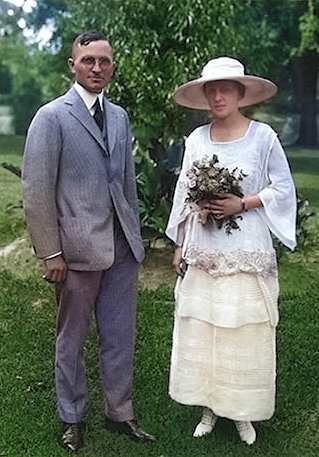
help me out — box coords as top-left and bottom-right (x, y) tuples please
(166, 57), (296, 445)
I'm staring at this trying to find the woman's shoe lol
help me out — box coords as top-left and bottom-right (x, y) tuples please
(234, 421), (256, 445)
(193, 407), (218, 437)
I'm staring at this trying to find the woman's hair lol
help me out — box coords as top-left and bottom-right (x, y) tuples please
(235, 81), (246, 99)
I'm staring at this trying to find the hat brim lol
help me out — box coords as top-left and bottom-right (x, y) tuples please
(173, 75), (277, 110)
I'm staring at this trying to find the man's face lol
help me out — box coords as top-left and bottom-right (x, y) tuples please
(68, 40), (114, 93)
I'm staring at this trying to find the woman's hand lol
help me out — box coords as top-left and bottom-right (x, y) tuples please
(198, 194), (243, 219)
(172, 246), (183, 276)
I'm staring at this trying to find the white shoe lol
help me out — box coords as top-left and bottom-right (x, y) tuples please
(234, 421), (256, 445)
(193, 408), (218, 437)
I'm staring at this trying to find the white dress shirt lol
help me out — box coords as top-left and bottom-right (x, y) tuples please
(74, 81), (104, 113)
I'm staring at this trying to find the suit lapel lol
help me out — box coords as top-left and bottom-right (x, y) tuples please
(65, 88), (107, 153)
(104, 98), (117, 155)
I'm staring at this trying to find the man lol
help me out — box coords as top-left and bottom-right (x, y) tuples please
(22, 30), (155, 452)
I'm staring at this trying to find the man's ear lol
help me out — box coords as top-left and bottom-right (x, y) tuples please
(68, 58), (75, 73)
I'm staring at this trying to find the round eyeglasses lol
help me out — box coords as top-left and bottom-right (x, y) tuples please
(81, 56), (112, 70)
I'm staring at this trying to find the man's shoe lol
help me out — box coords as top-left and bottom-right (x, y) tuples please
(62, 423), (83, 452)
(105, 418), (156, 442)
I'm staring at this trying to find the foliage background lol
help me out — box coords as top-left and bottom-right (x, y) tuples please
(1, 0), (318, 143)
(1, 0), (318, 240)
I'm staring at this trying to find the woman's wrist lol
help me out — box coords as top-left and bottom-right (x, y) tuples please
(241, 195), (263, 212)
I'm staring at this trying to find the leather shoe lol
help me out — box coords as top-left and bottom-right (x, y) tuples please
(105, 418), (156, 442)
(62, 422), (83, 452)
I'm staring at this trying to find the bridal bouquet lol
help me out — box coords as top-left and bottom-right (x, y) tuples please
(186, 154), (247, 234)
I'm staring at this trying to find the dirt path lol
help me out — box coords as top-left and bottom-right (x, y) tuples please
(138, 245), (176, 290)
(0, 236), (176, 290)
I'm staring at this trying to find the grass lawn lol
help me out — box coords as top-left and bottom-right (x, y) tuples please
(0, 135), (25, 246)
(0, 135), (319, 456)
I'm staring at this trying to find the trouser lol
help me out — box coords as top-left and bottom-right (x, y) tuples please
(55, 223), (139, 424)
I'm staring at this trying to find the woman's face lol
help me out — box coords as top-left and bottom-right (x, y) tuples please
(204, 80), (244, 118)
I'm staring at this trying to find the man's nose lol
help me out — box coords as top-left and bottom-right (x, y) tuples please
(92, 60), (102, 71)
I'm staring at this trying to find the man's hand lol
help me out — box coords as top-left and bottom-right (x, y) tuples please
(43, 255), (68, 283)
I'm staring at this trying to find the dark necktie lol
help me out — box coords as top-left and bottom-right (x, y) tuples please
(93, 99), (104, 131)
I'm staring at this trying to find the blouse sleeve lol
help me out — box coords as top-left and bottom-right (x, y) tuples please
(165, 139), (193, 243)
(257, 137), (297, 250)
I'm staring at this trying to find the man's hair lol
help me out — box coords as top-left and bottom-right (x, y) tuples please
(72, 31), (108, 55)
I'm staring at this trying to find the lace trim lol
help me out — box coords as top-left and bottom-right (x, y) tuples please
(185, 245), (277, 278)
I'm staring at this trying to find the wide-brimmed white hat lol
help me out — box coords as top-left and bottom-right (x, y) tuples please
(173, 57), (277, 110)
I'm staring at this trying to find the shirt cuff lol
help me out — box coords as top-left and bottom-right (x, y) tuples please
(43, 251), (62, 260)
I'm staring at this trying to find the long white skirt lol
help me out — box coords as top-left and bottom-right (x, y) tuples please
(169, 267), (277, 421)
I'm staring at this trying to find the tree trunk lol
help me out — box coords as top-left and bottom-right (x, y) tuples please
(296, 51), (319, 148)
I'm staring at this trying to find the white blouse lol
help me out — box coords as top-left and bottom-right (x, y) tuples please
(166, 121), (297, 279)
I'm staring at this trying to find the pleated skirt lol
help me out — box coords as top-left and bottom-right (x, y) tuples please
(169, 267), (277, 421)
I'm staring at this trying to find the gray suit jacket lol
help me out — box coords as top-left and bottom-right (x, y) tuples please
(22, 86), (145, 270)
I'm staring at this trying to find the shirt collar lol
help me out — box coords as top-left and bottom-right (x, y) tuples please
(74, 81), (104, 111)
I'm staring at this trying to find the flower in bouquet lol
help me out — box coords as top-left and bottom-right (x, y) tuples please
(186, 154), (247, 234)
